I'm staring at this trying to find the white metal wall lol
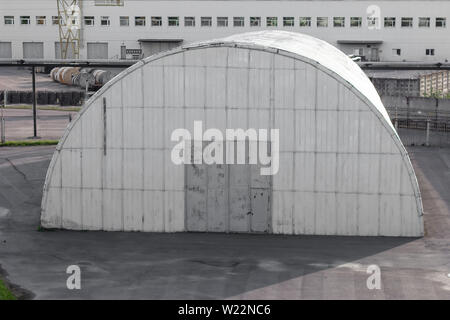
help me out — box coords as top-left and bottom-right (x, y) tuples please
(41, 41), (424, 236)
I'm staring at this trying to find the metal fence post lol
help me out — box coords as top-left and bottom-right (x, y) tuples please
(32, 66), (38, 138)
(1, 90), (6, 143)
(426, 119), (430, 147)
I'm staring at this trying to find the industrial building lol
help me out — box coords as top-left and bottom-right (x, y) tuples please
(0, 0), (449, 62)
(41, 30), (424, 236)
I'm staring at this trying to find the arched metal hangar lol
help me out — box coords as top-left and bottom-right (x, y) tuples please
(41, 30), (424, 236)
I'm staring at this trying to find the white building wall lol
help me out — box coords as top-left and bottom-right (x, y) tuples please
(0, 0), (449, 61)
(41, 31), (424, 236)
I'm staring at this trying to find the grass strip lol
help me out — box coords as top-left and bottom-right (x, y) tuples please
(0, 140), (58, 147)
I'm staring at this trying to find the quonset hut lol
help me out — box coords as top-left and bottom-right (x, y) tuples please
(41, 31), (424, 236)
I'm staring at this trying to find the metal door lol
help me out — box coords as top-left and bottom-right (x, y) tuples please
(370, 48), (379, 61)
(87, 42), (108, 59)
(0, 42), (12, 58)
(186, 163), (271, 233)
(23, 42), (44, 59)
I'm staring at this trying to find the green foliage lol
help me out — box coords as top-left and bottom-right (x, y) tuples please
(0, 279), (16, 300)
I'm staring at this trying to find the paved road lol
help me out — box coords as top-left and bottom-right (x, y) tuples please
(0, 146), (449, 299)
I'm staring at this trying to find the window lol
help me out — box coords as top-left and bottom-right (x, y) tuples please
(401, 17), (413, 27)
(36, 16), (46, 25)
(84, 16), (95, 26)
(299, 17), (311, 27)
(119, 16), (129, 26)
(217, 17), (228, 27)
(184, 17), (195, 27)
(384, 17), (396, 28)
(266, 17), (278, 27)
(52, 16), (60, 25)
(436, 17), (446, 28)
(4, 16), (14, 25)
(135, 16), (146, 26)
(419, 17), (430, 27)
(100, 16), (110, 26)
(201, 17), (212, 27)
(350, 17), (362, 27)
(333, 17), (345, 27)
(393, 48), (401, 56)
(20, 16), (31, 25)
(283, 17), (294, 27)
(168, 16), (179, 26)
(250, 17), (261, 27)
(426, 49), (435, 56)
(233, 17), (244, 27)
(151, 16), (162, 26)
(317, 17), (328, 27)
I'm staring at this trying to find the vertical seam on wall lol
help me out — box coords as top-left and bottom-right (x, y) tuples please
(203, 52), (209, 232)
(270, 53), (275, 233)
(121, 80), (124, 231)
(313, 67), (318, 234)
(80, 111), (84, 229)
(399, 154), (404, 236)
(356, 89), (361, 235)
(225, 48), (230, 233)
(292, 58), (297, 235)
(335, 82), (340, 235)
(246, 49), (251, 233)
(377, 124), (382, 236)
(162, 64), (166, 232)
(141, 67), (145, 231)
(184, 51), (188, 232)
(59, 151), (63, 228)
(101, 98), (105, 230)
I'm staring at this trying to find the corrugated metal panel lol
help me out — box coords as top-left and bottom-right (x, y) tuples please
(41, 31), (423, 237)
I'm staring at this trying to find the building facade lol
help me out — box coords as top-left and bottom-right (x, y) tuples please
(420, 71), (450, 97)
(0, 0), (449, 62)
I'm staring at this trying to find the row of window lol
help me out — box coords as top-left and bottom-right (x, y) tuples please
(2, 15), (447, 28)
(390, 48), (435, 56)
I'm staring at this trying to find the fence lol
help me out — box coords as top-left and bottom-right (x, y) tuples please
(0, 90), (84, 106)
(393, 118), (450, 147)
(381, 95), (450, 147)
(381, 95), (450, 121)
(1, 90), (75, 142)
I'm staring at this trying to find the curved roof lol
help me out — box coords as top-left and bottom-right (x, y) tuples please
(185, 30), (392, 129)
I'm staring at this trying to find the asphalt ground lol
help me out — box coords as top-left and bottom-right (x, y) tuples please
(0, 146), (448, 299)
